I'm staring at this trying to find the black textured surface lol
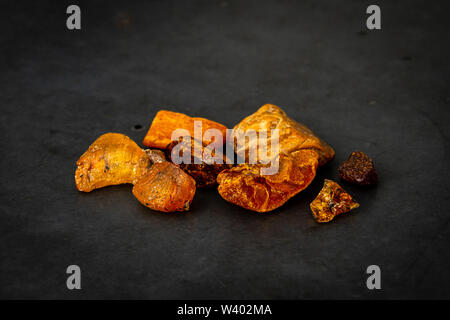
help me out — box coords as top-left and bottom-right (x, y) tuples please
(1, 0), (449, 299)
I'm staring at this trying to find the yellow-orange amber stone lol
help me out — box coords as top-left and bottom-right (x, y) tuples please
(75, 133), (153, 192)
(217, 104), (335, 212)
(132, 162), (196, 212)
(310, 179), (359, 223)
(142, 110), (228, 149)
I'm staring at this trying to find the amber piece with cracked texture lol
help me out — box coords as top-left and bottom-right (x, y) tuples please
(75, 133), (154, 192)
(217, 150), (318, 212)
(310, 179), (359, 223)
(132, 162), (196, 212)
(338, 151), (378, 185)
(217, 104), (334, 212)
(166, 136), (232, 188)
(142, 110), (228, 149)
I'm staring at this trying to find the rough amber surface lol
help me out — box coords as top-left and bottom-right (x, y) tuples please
(75, 133), (153, 192)
(132, 162), (196, 212)
(217, 150), (318, 212)
(166, 136), (231, 188)
(338, 151), (378, 185)
(142, 110), (228, 149)
(232, 104), (335, 166)
(217, 104), (334, 212)
(310, 179), (359, 223)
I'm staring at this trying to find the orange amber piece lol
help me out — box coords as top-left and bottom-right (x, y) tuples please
(310, 179), (359, 223)
(217, 150), (318, 212)
(217, 104), (334, 212)
(232, 104), (334, 166)
(75, 133), (153, 192)
(132, 162), (196, 212)
(142, 110), (228, 149)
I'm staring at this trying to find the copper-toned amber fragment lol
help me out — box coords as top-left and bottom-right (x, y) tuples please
(75, 133), (153, 192)
(218, 150), (318, 212)
(217, 104), (334, 212)
(338, 151), (378, 185)
(142, 110), (228, 149)
(310, 179), (359, 223)
(232, 104), (335, 166)
(166, 136), (231, 188)
(132, 162), (196, 212)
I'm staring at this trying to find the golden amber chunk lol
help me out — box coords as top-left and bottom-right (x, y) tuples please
(310, 179), (359, 223)
(232, 104), (334, 166)
(132, 162), (196, 212)
(75, 133), (153, 192)
(142, 110), (228, 149)
(217, 150), (318, 212)
(217, 104), (334, 212)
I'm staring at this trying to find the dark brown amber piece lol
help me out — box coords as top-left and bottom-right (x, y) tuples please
(166, 136), (231, 188)
(75, 133), (153, 192)
(338, 151), (378, 185)
(217, 104), (334, 212)
(142, 110), (228, 149)
(310, 179), (359, 223)
(217, 150), (319, 212)
(132, 162), (196, 212)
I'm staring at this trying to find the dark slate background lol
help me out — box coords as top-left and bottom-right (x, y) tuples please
(0, 0), (449, 299)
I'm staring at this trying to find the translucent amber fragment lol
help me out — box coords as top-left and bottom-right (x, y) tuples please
(217, 150), (319, 212)
(142, 110), (228, 149)
(310, 179), (359, 223)
(233, 104), (335, 166)
(75, 133), (153, 192)
(166, 136), (232, 188)
(217, 104), (334, 212)
(132, 162), (196, 212)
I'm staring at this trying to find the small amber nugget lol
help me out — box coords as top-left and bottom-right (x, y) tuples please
(338, 151), (378, 185)
(310, 179), (359, 223)
(133, 162), (196, 212)
(217, 104), (335, 212)
(142, 110), (228, 149)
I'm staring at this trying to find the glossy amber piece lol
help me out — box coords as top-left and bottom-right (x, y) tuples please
(166, 136), (232, 188)
(132, 162), (196, 212)
(217, 104), (334, 212)
(217, 150), (318, 212)
(310, 179), (359, 223)
(75, 133), (153, 192)
(232, 104), (335, 166)
(142, 110), (228, 149)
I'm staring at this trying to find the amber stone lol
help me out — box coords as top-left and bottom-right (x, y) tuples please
(338, 151), (378, 185)
(166, 136), (231, 188)
(132, 162), (196, 212)
(217, 104), (334, 212)
(218, 150), (319, 212)
(142, 110), (228, 149)
(75, 133), (153, 192)
(310, 179), (359, 223)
